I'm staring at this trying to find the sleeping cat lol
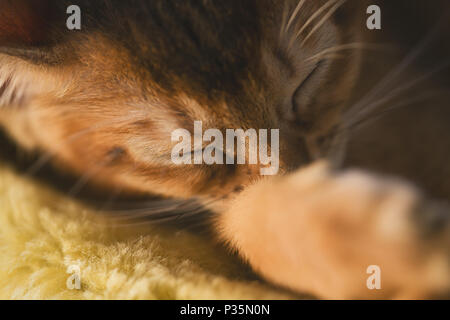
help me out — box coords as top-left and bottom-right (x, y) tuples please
(0, 0), (449, 299)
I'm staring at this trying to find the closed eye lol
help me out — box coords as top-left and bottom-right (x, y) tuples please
(292, 60), (325, 121)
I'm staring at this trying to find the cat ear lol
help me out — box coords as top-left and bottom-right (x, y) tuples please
(0, 1), (65, 107)
(0, 0), (63, 62)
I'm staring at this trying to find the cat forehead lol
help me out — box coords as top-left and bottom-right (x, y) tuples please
(1, 0), (350, 108)
(86, 0), (347, 95)
(114, 1), (265, 98)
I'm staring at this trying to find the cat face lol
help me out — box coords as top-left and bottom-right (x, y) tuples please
(0, 0), (366, 202)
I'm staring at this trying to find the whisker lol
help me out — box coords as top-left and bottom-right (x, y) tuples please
(346, 59), (450, 128)
(26, 152), (54, 176)
(279, 3), (289, 39)
(285, 0), (307, 34)
(290, 0), (338, 49)
(96, 197), (193, 210)
(313, 53), (346, 63)
(100, 195), (227, 227)
(67, 161), (108, 197)
(106, 196), (219, 218)
(347, 90), (440, 132)
(344, 14), (449, 121)
(301, 0), (347, 47)
(305, 42), (391, 63)
(106, 201), (200, 217)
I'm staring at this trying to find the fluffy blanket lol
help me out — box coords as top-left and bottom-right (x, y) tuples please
(0, 163), (295, 300)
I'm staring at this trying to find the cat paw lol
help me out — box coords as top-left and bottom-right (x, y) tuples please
(220, 162), (450, 299)
(284, 162), (450, 299)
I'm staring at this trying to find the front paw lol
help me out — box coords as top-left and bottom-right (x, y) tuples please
(287, 163), (450, 299)
(219, 162), (450, 299)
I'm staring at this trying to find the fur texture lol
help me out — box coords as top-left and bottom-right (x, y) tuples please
(1, 0), (450, 299)
(0, 162), (296, 299)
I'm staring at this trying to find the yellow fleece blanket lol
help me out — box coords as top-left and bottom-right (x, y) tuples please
(0, 163), (295, 300)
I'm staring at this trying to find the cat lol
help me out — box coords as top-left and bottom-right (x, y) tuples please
(0, 0), (449, 299)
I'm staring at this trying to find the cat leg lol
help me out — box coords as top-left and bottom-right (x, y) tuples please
(216, 162), (450, 299)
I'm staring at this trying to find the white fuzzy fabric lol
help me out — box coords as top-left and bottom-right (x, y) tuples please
(0, 163), (294, 300)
